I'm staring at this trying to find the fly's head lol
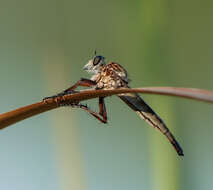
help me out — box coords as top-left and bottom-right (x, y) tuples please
(83, 54), (105, 74)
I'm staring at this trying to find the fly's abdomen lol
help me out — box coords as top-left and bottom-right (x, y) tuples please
(118, 92), (184, 156)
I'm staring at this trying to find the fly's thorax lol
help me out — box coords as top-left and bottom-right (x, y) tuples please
(96, 73), (126, 89)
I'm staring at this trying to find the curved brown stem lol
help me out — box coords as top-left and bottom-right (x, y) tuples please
(0, 86), (212, 130)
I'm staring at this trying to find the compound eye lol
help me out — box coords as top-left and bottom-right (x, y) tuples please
(93, 56), (101, 66)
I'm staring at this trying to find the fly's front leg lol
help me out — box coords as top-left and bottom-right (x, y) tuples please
(63, 78), (97, 93)
(43, 78), (96, 101)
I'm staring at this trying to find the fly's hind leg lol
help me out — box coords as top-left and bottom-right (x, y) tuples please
(77, 97), (107, 124)
(98, 97), (107, 123)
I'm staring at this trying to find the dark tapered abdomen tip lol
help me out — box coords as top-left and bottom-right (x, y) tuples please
(171, 140), (184, 156)
(178, 151), (184, 156)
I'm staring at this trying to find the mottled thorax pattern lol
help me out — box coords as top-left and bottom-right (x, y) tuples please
(94, 62), (129, 89)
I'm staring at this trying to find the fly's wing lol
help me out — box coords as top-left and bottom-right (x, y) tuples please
(106, 62), (183, 155)
(118, 92), (184, 156)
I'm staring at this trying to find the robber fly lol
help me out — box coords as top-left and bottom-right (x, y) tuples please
(45, 53), (184, 156)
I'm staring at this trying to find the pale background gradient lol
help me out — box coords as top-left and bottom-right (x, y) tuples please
(0, 0), (212, 190)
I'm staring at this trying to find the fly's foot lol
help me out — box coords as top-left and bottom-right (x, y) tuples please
(43, 90), (78, 102)
(59, 102), (75, 107)
(59, 102), (87, 108)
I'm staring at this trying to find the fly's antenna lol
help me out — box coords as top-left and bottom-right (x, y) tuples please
(94, 49), (97, 56)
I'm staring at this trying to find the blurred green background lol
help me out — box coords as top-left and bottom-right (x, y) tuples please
(0, 0), (212, 189)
